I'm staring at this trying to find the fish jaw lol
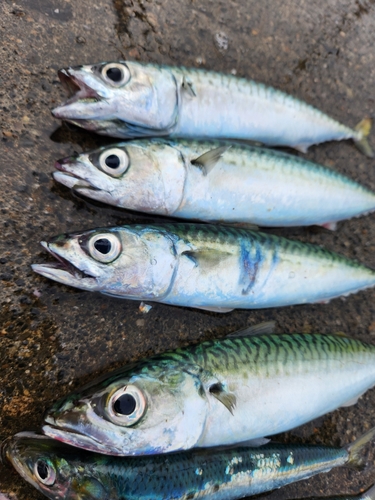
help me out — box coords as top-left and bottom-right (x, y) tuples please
(32, 240), (101, 291)
(53, 154), (119, 206)
(52, 67), (118, 120)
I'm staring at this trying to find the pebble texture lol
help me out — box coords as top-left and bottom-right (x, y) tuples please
(1, 0), (375, 499)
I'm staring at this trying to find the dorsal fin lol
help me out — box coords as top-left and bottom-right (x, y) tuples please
(227, 321), (277, 338)
(191, 146), (230, 175)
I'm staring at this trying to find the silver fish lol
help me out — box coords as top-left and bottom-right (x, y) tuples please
(54, 139), (375, 228)
(42, 325), (375, 456)
(2, 429), (375, 500)
(32, 223), (375, 313)
(52, 61), (373, 156)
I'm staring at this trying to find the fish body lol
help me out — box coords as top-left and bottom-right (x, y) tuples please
(52, 61), (372, 155)
(42, 329), (375, 456)
(32, 224), (375, 312)
(54, 139), (375, 227)
(2, 430), (373, 500)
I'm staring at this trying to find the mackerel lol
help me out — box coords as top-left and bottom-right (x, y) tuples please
(2, 429), (375, 500)
(52, 61), (373, 156)
(32, 223), (375, 312)
(54, 139), (375, 228)
(42, 326), (375, 456)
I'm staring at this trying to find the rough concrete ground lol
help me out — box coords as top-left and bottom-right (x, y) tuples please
(1, 0), (375, 498)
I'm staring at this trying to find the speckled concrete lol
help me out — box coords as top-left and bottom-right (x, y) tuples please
(1, 0), (375, 498)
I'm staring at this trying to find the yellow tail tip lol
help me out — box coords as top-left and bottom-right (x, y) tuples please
(355, 118), (373, 157)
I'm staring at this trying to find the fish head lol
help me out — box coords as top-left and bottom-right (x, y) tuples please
(53, 140), (185, 214)
(52, 61), (178, 137)
(31, 226), (178, 298)
(1, 432), (86, 500)
(43, 362), (210, 456)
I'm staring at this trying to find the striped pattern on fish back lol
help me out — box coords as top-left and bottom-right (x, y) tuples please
(133, 223), (375, 274)
(169, 139), (373, 194)
(145, 334), (375, 379)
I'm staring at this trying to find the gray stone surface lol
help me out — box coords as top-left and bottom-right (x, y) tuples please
(1, 0), (375, 498)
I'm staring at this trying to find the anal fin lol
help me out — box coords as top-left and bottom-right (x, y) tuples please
(320, 221), (338, 231)
(195, 306), (234, 313)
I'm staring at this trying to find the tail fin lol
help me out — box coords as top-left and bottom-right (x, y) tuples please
(345, 426), (375, 469)
(354, 118), (373, 158)
(362, 484), (375, 500)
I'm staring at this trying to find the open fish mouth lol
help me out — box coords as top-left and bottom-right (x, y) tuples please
(31, 242), (98, 288)
(57, 69), (102, 106)
(53, 159), (99, 191)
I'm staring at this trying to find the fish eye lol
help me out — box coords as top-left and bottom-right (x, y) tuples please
(101, 63), (130, 86)
(34, 459), (56, 486)
(107, 385), (146, 426)
(99, 148), (129, 177)
(88, 233), (122, 263)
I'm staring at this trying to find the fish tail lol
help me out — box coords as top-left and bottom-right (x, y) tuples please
(354, 118), (373, 158)
(361, 483), (375, 500)
(345, 426), (375, 469)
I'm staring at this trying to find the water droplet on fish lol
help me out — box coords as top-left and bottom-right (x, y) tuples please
(289, 271), (295, 279)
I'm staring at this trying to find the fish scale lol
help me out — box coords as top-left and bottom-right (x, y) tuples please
(42, 332), (375, 456)
(3, 431), (373, 500)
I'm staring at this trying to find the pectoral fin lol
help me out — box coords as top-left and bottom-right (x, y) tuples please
(182, 249), (232, 269)
(191, 146), (230, 175)
(71, 477), (106, 500)
(209, 382), (236, 414)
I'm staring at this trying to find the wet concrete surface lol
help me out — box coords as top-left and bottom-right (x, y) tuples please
(1, 0), (375, 497)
